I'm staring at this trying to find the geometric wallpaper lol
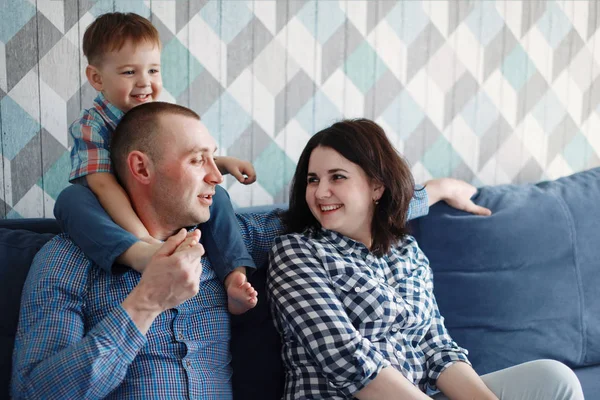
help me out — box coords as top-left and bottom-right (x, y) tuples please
(2, 0), (600, 218)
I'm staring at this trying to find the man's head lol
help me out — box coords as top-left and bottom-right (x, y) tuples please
(83, 12), (162, 112)
(112, 102), (223, 237)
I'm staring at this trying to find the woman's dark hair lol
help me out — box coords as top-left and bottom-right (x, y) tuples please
(283, 118), (415, 256)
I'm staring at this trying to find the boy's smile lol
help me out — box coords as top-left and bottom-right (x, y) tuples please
(87, 39), (162, 113)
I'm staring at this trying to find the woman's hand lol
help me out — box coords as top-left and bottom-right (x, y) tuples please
(424, 178), (492, 216)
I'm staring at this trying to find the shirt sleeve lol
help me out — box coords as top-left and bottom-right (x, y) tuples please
(407, 185), (429, 221)
(11, 237), (147, 400)
(267, 234), (391, 397)
(69, 113), (113, 182)
(417, 245), (470, 392)
(235, 209), (285, 269)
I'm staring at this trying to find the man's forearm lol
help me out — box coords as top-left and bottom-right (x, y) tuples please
(13, 307), (146, 400)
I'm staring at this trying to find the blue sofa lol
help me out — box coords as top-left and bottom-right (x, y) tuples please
(2, 168), (600, 399)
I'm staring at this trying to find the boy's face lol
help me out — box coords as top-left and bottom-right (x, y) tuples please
(87, 39), (162, 113)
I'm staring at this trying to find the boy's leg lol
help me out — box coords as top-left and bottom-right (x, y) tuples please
(54, 184), (139, 273)
(201, 185), (256, 282)
(431, 359), (583, 400)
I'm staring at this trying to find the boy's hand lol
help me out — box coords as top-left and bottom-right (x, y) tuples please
(425, 178), (492, 216)
(215, 156), (257, 184)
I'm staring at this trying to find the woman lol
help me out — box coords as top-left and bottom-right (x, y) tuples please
(267, 119), (583, 399)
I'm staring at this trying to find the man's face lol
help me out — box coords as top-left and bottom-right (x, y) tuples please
(91, 39), (162, 112)
(150, 115), (223, 230)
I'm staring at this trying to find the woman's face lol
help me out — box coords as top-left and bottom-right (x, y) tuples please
(305, 146), (383, 247)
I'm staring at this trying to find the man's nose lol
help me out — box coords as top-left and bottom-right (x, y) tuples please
(205, 157), (224, 185)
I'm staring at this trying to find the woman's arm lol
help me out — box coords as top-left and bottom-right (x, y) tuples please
(436, 362), (497, 400)
(355, 366), (429, 400)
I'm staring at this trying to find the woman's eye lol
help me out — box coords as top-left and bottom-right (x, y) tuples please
(307, 177), (318, 184)
(333, 174), (346, 181)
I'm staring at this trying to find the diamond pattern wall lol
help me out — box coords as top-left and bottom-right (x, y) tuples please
(2, 0), (600, 218)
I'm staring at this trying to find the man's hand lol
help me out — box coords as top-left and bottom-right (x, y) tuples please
(425, 178), (492, 216)
(215, 156), (257, 184)
(122, 229), (204, 334)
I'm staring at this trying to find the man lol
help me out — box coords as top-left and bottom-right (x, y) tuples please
(11, 102), (281, 399)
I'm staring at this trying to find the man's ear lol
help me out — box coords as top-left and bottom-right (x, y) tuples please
(86, 65), (104, 92)
(127, 151), (153, 185)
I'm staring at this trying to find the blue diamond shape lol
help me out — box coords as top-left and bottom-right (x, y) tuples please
(345, 41), (387, 93)
(114, 0), (151, 17)
(421, 136), (462, 178)
(161, 38), (203, 98)
(0, 0), (36, 43)
(202, 92), (251, 150)
(381, 91), (424, 140)
(386, 2), (429, 45)
(465, 3), (505, 47)
(89, 0), (115, 17)
(297, 0), (346, 45)
(532, 90), (566, 134)
(295, 91), (342, 134)
(501, 44), (536, 92)
(563, 133), (592, 172)
(1, 96), (40, 160)
(38, 151), (71, 200)
(537, 2), (573, 48)
(254, 142), (296, 197)
(461, 91), (499, 137)
(200, 0), (253, 44)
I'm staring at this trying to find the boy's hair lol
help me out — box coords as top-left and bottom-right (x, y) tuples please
(283, 118), (415, 257)
(111, 102), (201, 187)
(83, 12), (161, 66)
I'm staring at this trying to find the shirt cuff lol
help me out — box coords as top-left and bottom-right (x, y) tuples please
(90, 305), (147, 363)
(407, 185), (430, 221)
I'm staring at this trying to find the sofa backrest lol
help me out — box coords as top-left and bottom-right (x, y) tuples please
(411, 167), (600, 373)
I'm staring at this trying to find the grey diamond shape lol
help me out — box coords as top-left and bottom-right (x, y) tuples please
(403, 117), (441, 167)
(276, 1), (308, 33)
(40, 128), (68, 175)
(444, 71), (478, 127)
(547, 115), (579, 162)
(516, 72), (548, 124)
(514, 157), (544, 184)
(321, 21), (362, 83)
(448, 1), (477, 36)
(37, 12), (64, 62)
(553, 29), (584, 81)
(365, 70), (403, 120)
(227, 17), (273, 86)
(581, 75), (600, 122)
(366, 1), (398, 34)
(10, 131), (43, 204)
(483, 26), (518, 81)
(521, 2), (547, 38)
(479, 116), (512, 168)
(407, 23), (445, 82)
(150, 12), (175, 45)
(6, 15), (39, 92)
(275, 70), (315, 133)
(0, 198), (12, 219)
(451, 160), (475, 183)
(187, 69), (224, 117)
(227, 121), (273, 164)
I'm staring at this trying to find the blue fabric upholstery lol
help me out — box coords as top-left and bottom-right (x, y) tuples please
(411, 167), (600, 376)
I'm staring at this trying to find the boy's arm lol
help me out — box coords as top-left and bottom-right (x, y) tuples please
(424, 178), (491, 216)
(86, 172), (157, 242)
(214, 156), (257, 184)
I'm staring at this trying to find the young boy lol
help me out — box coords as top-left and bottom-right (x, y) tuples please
(56, 12), (258, 314)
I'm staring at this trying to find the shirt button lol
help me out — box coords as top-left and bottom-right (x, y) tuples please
(186, 360), (192, 367)
(396, 350), (403, 358)
(178, 333), (184, 340)
(395, 297), (402, 303)
(354, 287), (362, 293)
(414, 288), (420, 293)
(391, 326), (399, 333)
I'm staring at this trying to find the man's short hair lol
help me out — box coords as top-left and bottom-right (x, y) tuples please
(111, 102), (201, 187)
(83, 12), (161, 66)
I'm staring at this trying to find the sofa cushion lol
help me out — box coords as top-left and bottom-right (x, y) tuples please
(0, 228), (54, 398)
(411, 167), (600, 374)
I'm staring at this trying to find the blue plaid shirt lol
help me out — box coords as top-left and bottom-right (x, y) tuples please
(266, 189), (468, 399)
(12, 211), (283, 400)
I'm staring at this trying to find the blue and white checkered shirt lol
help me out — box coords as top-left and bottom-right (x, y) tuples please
(267, 190), (469, 399)
(12, 211), (283, 400)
